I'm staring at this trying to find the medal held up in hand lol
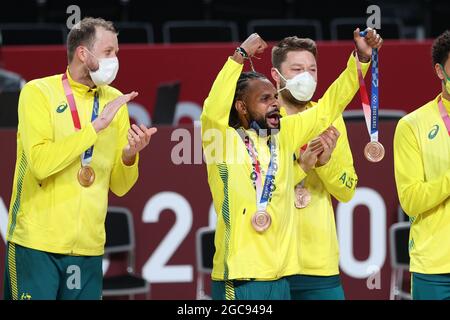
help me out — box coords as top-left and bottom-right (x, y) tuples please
(364, 141), (385, 162)
(357, 30), (384, 163)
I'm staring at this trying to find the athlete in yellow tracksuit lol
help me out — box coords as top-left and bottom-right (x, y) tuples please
(3, 17), (156, 300)
(282, 105), (356, 299)
(272, 36), (357, 299)
(394, 30), (450, 300)
(7, 70), (139, 255)
(202, 31), (376, 300)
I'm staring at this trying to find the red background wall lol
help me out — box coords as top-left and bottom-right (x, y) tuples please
(0, 40), (441, 116)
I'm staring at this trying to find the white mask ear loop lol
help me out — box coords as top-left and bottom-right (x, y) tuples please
(83, 47), (100, 72)
(274, 68), (287, 81)
(84, 47), (97, 60)
(274, 68), (288, 92)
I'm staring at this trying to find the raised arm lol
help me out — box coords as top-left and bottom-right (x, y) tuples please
(281, 28), (382, 152)
(200, 33), (267, 132)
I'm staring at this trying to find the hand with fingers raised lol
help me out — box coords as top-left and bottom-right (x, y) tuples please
(316, 126), (341, 166)
(93, 91), (139, 133)
(122, 124), (158, 166)
(298, 139), (324, 173)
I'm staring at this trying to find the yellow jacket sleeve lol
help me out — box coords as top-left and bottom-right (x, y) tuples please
(314, 116), (358, 202)
(19, 82), (98, 181)
(109, 105), (139, 197)
(293, 161), (307, 185)
(394, 118), (450, 217)
(200, 57), (243, 132)
(281, 53), (370, 153)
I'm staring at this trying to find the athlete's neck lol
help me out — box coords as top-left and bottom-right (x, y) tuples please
(284, 101), (308, 115)
(277, 91), (309, 115)
(67, 63), (96, 89)
(442, 86), (450, 102)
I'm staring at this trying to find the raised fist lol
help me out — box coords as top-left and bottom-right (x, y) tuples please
(240, 33), (268, 57)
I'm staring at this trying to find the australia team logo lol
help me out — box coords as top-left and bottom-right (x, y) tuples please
(428, 125), (439, 140)
(56, 102), (68, 113)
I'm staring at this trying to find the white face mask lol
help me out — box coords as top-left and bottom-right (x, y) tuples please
(275, 68), (317, 102)
(85, 48), (119, 86)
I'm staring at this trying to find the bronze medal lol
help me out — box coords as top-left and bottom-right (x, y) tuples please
(364, 141), (385, 163)
(251, 210), (272, 233)
(78, 166), (95, 187)
(295, 185), (311, 209)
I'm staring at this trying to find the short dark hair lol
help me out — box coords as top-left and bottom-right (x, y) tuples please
(67, 17), (117, 63)
(271, 36), (317, 70)
(229, 71), (268, 128)
(432, 30), (450, 67)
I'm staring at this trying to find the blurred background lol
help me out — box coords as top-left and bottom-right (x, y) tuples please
(0, 0), (448, 300)
(0, 0), (448, 43)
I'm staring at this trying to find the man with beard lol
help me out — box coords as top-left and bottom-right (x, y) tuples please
(270, 35), (362, 299)
(201, 30), (382, 300)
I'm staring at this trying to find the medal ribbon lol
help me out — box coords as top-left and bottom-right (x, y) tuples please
(244, 135), (278, 212)
(356, 31), (379, 143)
(438, 97), (450, 136)
(298, 145), (308, 187)
(62, 72), (99, 167)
